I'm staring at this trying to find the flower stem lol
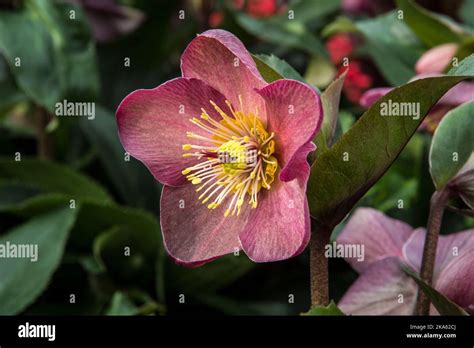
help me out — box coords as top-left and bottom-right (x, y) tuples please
(309, 218), (332, 306)
(35, 106), (53, 160)
(415, 188), (450, 315)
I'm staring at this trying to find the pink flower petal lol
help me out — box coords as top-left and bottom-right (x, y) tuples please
(181, 29), (267, 120)
(403, 229), (474, 313)
(414, 74), (474, 105)
(160, 184), (251, 267)
(338, 257), (417, 315)
(436, 248), (474, 314)
(360, 79), (474, 109)
(337, 208), (413, 273)
(402, 228), (474, 279)
(434, 229), (474, 274)
(438, 82), (474, 106)
(415, 43), (458, 75)
(450, 153), (474, 209)
(256, 79), (322, 182)
(401, 227), (426, 272)
(239, 177), (311, 262)
(116, 77), (230, 187)
(359, 87), (393, 108)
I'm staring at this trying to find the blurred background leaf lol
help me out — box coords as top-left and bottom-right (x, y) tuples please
(0, 0), (99, 112)
(78, 106), (161, 210)
(397, 0), (468, 47)
(0, 206), (78, 314)
(355, 11), (424, 86)
(0, 157), (112, 203)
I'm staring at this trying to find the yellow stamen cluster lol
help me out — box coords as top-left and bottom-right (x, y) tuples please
(181, 97), (278, 217)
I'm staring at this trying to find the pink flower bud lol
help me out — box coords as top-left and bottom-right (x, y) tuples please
(415, 43), (458, 74)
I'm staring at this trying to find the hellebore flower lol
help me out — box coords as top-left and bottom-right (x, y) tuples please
(337, 208), (474, 315)
(116, 30), (322, 266)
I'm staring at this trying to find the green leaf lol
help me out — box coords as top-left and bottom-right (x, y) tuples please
(72, 201), (165, 303)
(0, 182), (41, 211)
(104, 291), (163, 316)
(402, 266), (469, 315)
(454, 38), (474, 65)
(304, 54), (336, 89)
(104, 292), (139, 316)
(92, 225), (159, 285)
(460, 0), (474, 28)
(70, 201), (160, 250)
(252, 53), (323, 98)
(321, 16), (358, 38)
(0, 0), (99, 111)
(1, 188), (166, 303)
(0, 158), (112, 204)
(430, 101), (474, 189)
(254, 54), (305, 82)
(235, 12), (326, 57)
(356, 11), (424, 86)
(252, 54), (283, 83)
(334, 110), (355, 139)
(302, 300), (345, 315)
(0, 185), (166, 303)
(367, 174), (418, 212)
(0, 206), (78, 314)
(314, 71), (346, 152)
(307, 75), (470, 228)
(168, 253), (254, 293)
(396, 0), (467, 47)
(310, 72), (347, 163)
(0, 192), (69, 216)
(252, 54), (323, 94)
(79, 106), (161, 209)
(287, 0), (341, 24)
(362, 133), (424, 212)
(0, 57), (25, 113)
(448, 54), (474, 76)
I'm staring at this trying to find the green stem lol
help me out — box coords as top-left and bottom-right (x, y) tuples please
(309, 218), (332, 306)
(35, 106), (53, 160)
(415, 188), (450, 315)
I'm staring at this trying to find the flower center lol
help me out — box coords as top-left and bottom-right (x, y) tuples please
(181, 98), (278, 217)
